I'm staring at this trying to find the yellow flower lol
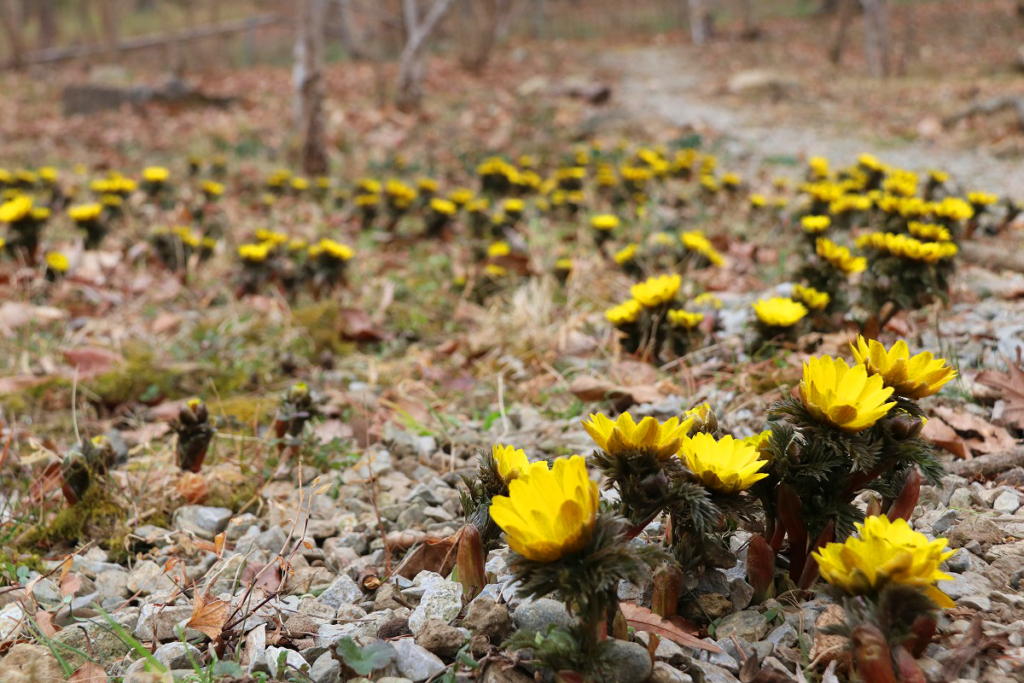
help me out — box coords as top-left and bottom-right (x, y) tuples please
(850, 336), (956, 399)
(38, 167), (58, 183)
(554, 258), (573, 272)
(799, 355), (895, 432)
(694, 292), (722, 309)
(318, 238), (354, 261)
(933, 197), (973, 222)
(801, 215), (831, 234)
(202, 180), (225, 197)
(355, 194), (380, 207)
(0, 195), (33, 223)
(908, 222), (951, 242)
(590, 214), (620, 231)
(485, 264), (508, 278)
(967, 191), (997, 207)
(676, 433), (768, 494)
(582, 412), (693, 460)
(680, 230), (725, 266)
(630, 274), (681, 308)
(255, 228), (288, 246)
(743, 429), (773, 454)
(503, 198), (525, 215)
(857, 232), (957, 263)
(45, 252), (69, 273)
(357, 178), (382, 195)
(813, 515), (955, 607)
(605, 299), (643, 326)
(68, 203), (103, 223)
(752, 297), (807, 327)
(613, 244), (638, 265)
(721, 172), (741, 188)
(667, 309), (705, 329)
(448, 188), (473, 206)
(31, 207), (50, 221)
(487, 242), (511, 258)
(816, 237), (866, 274)
(291, 177), (310, 191)
(792, 284), (830, 311)
(143, 166), (169, 183)
(750, 193), (767, 208)
(238, 243), (270, 263)
(490, 455), (599, 562)
(808, 156), (829, 178)
(430, 197), (457, 215)
(493, 443), (531, 482)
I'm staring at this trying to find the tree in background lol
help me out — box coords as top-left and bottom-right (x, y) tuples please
(295, 0), (328, 174)
(396, 0), (457, 111)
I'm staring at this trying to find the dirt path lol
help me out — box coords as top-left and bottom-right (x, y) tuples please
(605, 46), (1024, 197)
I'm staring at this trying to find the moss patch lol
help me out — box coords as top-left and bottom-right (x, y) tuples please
(19, 485), (128, 551)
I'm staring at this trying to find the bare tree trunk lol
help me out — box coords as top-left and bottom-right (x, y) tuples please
(829, 0), (857, 65)
(740, 0), (759, 39)
(687, 0), (714, 44)
(334, 0), (365, 59)
(396, 0), (457, 111)
(895, 0), (915, 77)
(0, 0), (26, 67)
(457, 0), (519, 73)
(531, 0), (545, 38)
(295, 0), (328, 175)
(37, 0), (59, 50)
(99, 0), (122, 59)
(861, 0), (890, 77)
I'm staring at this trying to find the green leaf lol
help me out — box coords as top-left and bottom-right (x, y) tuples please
(212, 660), (244, 677)
(335, 637), (397, 676)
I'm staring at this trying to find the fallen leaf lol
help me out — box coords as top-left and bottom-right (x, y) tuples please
(338, 307), (385, 342)
(69, 663), (108, 682)
(186, 590), (230, 640)
(922, 415), (970, 459)
(0, 301), (67, 337)
(569, 376), (663, 407)
(63, 347), (124, 379)
(35, 610), (59, 637)
(396, 533), (460, 580)
(976, 354), (1024, 429)
(312, 419), (354, 442)
(60, 571), (82, 597)
(176, 472), (209, 504)
(240, 562), (283, 593)
(0, 374), (52, 395)
(152, 311), (183, 334)
(618, 602), (721, 653)
(932, 406), (1015, 455)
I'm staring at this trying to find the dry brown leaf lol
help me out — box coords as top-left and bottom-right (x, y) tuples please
(922, 415), (971, 459)
(240, 562), (284, 594)
(60, 571), (82, 597)
(0, 301), (66, 337)
(176, 472), (209, 504)
(152, 312), (183, 334)
(339, 307), (385, 342)
(976, 355), (1024, 429)
(932, 406), (1015, 455)
(186, 591), (230, 640)
(69, 663), (108, 682)
(396, 534), (460, 580)
(618, 602), (721, 653)
(569, 376), (663, 407)
(36, 610), (59, 637)
(63, 347), (123, 378)
(0, 374), (52, 395)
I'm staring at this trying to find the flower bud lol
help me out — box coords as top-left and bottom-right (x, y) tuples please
(891, 413), (924, 440)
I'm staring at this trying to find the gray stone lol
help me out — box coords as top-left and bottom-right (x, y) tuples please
(729, 578), (754, 611)
(266, 645), (309, 678)
(51, 613), (138, 671)
(650, 661), (694, 683)
(310, 650), (341, 683)
(135, 604), (195, 642)
(512, 597), (573, 635)
(602, 640), (653, 683)
(173, 505), (233, 540)
(323, 538), (359, 568)
(251, 525), (288, 553)
(688, 660), (741, 683)
(994, 491), (1021, 514)
(244, 623), (267, 674)
(0, 643), (63, 683)
(31, 578), (63, 605)
(96, 569), (129, 598)
(635, 631), (688, 661)
(408, 572), (463, 635)
(931, 509), (959, 535)
(937, 571), (992, 601)
(0, 603), (26, 641)
(415, 618), (466, 658)
(126, 560), (176, 597)
(715, 610), (768, 641)
(948, 487), (976, 509)
(392, 638), (446, 682)
(706, 647), (739, 673)
(764, 623), (798, 648)
(944, 549), (973, 574)
(342, 449), (393, 484)
(462, 598), (511, 641)
(960, 594), (992, 611)
(153, 642), (202, 669)
(317, 573), (363, 608)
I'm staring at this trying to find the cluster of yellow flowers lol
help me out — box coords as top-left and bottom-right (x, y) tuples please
(680, 230), (725, 266)
(816, 237), (867, 274)
(752, 296), (808, 328)
(630, 273), (682, 308)
(856, 231), (958, 263)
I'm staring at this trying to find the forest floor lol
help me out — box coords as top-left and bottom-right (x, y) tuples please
(1, 19), (1024, 683)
